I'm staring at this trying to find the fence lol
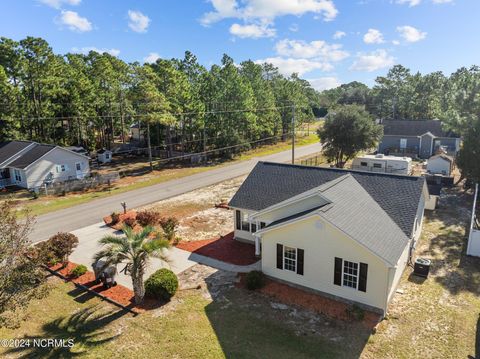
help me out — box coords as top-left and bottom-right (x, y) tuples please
(42, 173), (120, 195)
(298, 155), (324, 167)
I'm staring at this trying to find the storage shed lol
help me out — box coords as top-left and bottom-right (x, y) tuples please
(426, 154), (454, 176)
(97, 149), (113, 164)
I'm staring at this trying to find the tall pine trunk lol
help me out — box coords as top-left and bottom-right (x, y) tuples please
(147, 122), (153, 172)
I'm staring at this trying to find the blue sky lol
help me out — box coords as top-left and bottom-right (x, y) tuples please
(1, 0), (479, 90)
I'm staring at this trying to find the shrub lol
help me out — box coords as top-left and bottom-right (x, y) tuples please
(48, 232), (79, 263)
(159, 217), (179, 241)
(145, 268), (178, 301)
(346, 304), (365, 321)
(136, 210), (160, 227)
(70, 264), (88, 278)
(110, 212), (120, 225)
(34, 241), (58, 266)
(30, 190), (39, 199)
(245, 270), (265, 290)
(123, 217), (136, 228)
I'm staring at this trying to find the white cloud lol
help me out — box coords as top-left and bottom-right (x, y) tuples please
(71, 47), (120, 56)
(333, 30), (346, 39)
(39, 0), (81, 9)
(350, 49), (395, 72)
(58, 10), (92, 32)
(143, 52), (161, 63)
(363, 28), (384, 44)
(275, 39), (349, 62)
(432, 0), (453, 3)
(230, 22), (276, 38)
(307, 76), (341, 91)
(201, 0), (338, 25)
(396, 25), (427, 42)
(254, 57), (332, 76)
(128, 10), (150, 33)
(396, 0), (421, 6)
(289, 23), (299, 32)
(392, 40), (400, 45)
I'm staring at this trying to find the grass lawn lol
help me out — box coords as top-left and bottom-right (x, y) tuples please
(11, 134), (319, 217)
(0, 279), (341, 359)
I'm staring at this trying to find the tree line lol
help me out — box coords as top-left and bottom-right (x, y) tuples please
(0, 36), (321, 153)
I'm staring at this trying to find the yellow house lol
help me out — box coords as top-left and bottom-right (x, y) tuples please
(229, 162), (428, 316)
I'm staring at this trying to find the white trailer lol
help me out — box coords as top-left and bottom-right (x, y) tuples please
(352, 154), (412, 175)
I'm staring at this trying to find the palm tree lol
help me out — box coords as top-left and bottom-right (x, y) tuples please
(94, 225), (170, 304)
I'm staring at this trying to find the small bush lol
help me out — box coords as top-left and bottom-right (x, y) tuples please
(145, 268), (178, 301)
(136, 210), (160, 227)
(35, 241), (58, 266)
(48, 232), (79, 264)
(123, 217), (136, 228)
(245, 270), (265, 290)
(30, 190), (39, 199)
(159, 217), (179, 241)
(70, 264), (88, 278)
(346, 304), (365, 321)
(110, 212), (120, 225)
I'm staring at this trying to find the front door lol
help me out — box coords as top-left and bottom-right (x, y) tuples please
(75, 162), (84, 179)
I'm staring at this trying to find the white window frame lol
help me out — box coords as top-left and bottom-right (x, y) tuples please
(75, 162), (82, 171)
(14, 169), (21, 182)
(283, 246), (297, 272)
(400, 138), (407, 149)
(56, 164), (68, 173)
(240, 212), (250, 231)
(342, 260), (359, 290)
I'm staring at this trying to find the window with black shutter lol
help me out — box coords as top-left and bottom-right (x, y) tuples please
(235, 210), (241, 230)
(260, 222), (266, 229)
(334, 257), (342, 286)
(276, 244), (283, 269)
(358, 263), (368, 292)
(296, 249), (304, 275)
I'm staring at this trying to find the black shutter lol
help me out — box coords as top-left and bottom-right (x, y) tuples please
(276, 244), (283, 269)
(358, 263), (368, 292)
(235, 210), (241, 230)
(334, 257), (342, 286)
(260, 222), (266, 229)
(297, 248), (304, 275)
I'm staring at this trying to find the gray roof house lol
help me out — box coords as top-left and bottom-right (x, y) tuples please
(0, 140), (90, 190)
(378, 119), (460, 159)
(229, 162), (428, 315)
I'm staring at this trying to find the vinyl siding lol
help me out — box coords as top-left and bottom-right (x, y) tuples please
(260, 215), (395, 313)
(24, 147), (90, 189)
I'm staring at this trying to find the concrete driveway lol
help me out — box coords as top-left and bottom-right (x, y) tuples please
(31, 142), (323, 242)
(69, 223), (198, 289)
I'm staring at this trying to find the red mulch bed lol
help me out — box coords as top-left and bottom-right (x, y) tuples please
(49, 262), (162, 313)
(103, 210), (138, 231)
(238, 274), (381, 329)
(176, 232), (258, 266)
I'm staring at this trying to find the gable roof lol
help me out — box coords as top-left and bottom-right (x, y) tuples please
(229, 161), (426, 238)
(260, 175), (410, 266)
(382, 120), (457, 138)
(8, 143), (56, 169)
(0, 140), (34, 166)
(429, 154), (454, 163)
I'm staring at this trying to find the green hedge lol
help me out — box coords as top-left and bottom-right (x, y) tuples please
(145, 268), (178, 301)
(245, 270), (265, 290)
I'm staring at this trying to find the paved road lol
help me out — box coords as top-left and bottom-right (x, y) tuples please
(31, 142), (322, 242)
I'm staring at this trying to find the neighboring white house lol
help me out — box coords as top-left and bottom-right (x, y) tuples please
(229, 162), (428, 316)
(130, 123), (146, 143)
(97, 149), (113, 164)
(426, 154), (454, 176)
(467, 183), (480, 257)
(352, 154), (412, 175)
(0, 140), (90, 190)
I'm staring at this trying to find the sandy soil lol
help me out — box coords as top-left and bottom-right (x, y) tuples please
(141, 176), (246, 242)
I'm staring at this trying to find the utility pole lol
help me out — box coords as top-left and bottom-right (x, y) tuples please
(291, 104), (296, 164)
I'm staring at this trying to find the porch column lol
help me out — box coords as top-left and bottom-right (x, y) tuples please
(254, 235), (261, 257)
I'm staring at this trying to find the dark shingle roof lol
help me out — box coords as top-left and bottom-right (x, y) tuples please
(0, 141), (34, 165)
(229, 162), (426, 238)
(8, 144), (55, 169)
(382, 120), (457, 138)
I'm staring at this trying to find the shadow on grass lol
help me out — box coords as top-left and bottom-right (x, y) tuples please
(5, 306), (128, 358)
(201, 270), (371, 359)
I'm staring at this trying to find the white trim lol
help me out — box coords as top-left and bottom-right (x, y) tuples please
(341, 259), (359, 290)
(283, 245), (297, 273)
